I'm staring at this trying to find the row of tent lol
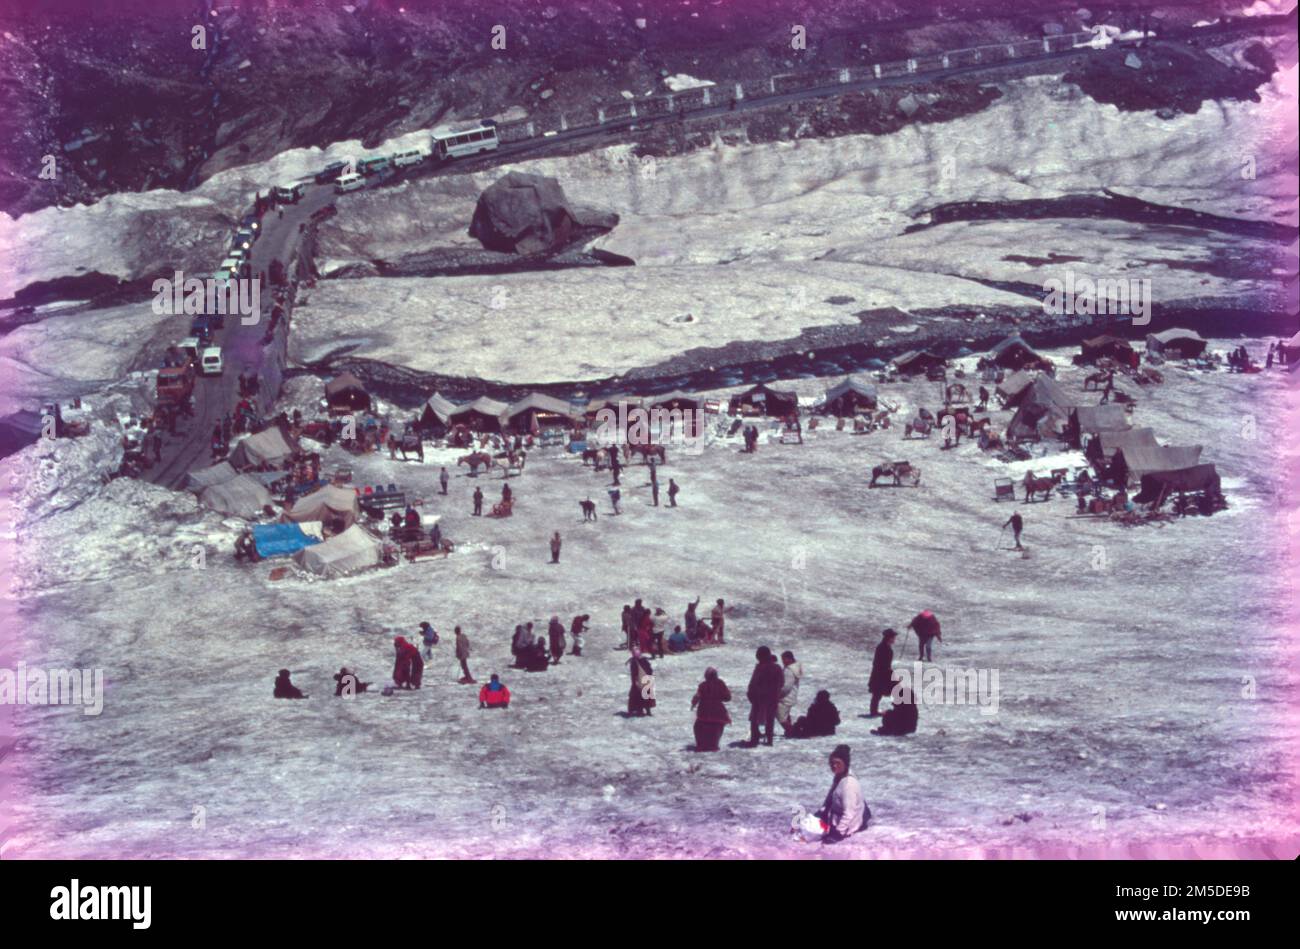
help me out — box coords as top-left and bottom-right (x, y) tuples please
(996, 370), (1219, 497)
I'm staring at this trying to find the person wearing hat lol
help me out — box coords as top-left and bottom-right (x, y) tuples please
(690, 667), (732, 751)
(478, 674), (511, 709)
(273, 669), (306, 699)
(815, 745), (868, 843)
(868, 629), (897, 717)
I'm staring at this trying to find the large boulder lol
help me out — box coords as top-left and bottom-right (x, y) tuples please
(468, 171), (617, 255)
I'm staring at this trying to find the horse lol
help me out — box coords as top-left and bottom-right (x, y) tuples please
(870, 462), (920, 487)
(1022, 470), (1060, 502)
(628, 444), (666, 465)
(458, 452), (496, 476)
(581, 447), (605, 468)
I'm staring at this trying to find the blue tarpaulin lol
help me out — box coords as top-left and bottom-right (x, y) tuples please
(253, 523), (319, 559)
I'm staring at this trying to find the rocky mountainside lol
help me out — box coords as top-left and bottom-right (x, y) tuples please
(0, 0), (1256, 216)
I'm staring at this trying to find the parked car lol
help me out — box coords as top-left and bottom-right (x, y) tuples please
(200, 347), (224, 376)
(314, 161), (348, 184)
(273, 182), (305, 203)
(334, 173), (364, 194)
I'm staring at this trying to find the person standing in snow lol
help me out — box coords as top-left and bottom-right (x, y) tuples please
(548, 615), (566, 664)
(511, 624), (531, 667)
(439, 466), (449, 494)
(667, 478), (679, 507)
(550, 531), (562, 564)
(392, 636), (423, 690)
(815, 745), (868, 843)
(868, 629), (897, 718)
(745, 646), (784, 747)
(621, 604), (634, 649)
(569, 614), (589, 656)
(777, 650), (804, 736)
(627, 648), (655, 717)
(1003, 512), (1024, 551)
(710, 598), (727, 644)
(684, 596), (700, 640)
(690, 667), (732, 751)
(420, 622), (439, 660)
(472, 486), (483, 516)
(454, 626), (475, 684)
(908, 610), (942, 662)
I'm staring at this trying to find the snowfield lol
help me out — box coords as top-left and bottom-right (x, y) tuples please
(2, 348), (1297, 858)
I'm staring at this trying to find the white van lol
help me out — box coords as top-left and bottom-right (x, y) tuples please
(392, 149), (426, 167)
(335, 173), (364, 194)
(200, 347), (224, 376)
(178, 337), (201, 364)
(219, 257), (244, 278)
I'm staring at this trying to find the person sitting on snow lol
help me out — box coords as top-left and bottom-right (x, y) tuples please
(525, 638), (551, 673)
(479, 674), (511, 709)
(333, 667), (370, 696)
(791, 690), (841, 738)
(815, 744), (869, 843)
(668, 625), (690, 653)
(872, 675), (918, 737)
(273, 669), (306, 699)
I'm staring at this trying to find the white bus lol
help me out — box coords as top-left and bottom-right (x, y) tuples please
(432, 122), (499, 160)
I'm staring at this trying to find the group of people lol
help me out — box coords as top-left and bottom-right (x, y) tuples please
(511, 615), (590, 672)
(618, 596), (727, 658)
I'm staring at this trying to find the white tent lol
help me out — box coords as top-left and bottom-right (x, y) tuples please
(186, 461), (238, 492)
(199, 474), (273, 516)
(229, 426), (298, 468)
(286, 485), (359, 529)
(293, 524), (383, 579)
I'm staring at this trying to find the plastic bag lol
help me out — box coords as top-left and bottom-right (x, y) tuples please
(793, 812), (828, 843)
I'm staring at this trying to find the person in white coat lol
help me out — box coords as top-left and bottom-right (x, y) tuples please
(817, 744), (868, 843)
(777, 650), (804, 736)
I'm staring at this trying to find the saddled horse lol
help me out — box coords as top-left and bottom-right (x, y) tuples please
(458, 451), (498, 476)
(1023, 470), (1061, 502)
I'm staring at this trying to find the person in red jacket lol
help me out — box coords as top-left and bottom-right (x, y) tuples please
(479, 674), (511, 708)
(908, 610), (942, 662)
(393, 636), (424, 689)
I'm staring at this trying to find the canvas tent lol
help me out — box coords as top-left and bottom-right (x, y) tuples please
(586, 393), (642, 417)
(893, 350), (945, 376)
(286, 484), (359, 530)
(1145, 328), (1207, 360)
(1111, 444), (1203, 487)
(729, 383), (798, 417)
(990, 335), (1050, 370)
(1005, 375), (1074, 441)
(1087, 427), (1159, 469)
(821, 378), (879, 416)
(648, 390), (703, 436)
(186, 461), (238, 492)
(995, 370), (1037, 406)
(293, 524), (383, 579)
(447, 396), (509, 433)
(325, 372), (371, 414)
(1079, 334), (1136, 364)
(252, 522), (320, 559)
(199, 474), (273, 516)
(501, 393), (579, 433)
(1066, 404), (1131, 449)
(1134, 464), (1221, 505)
(419, 392), (458, 431)
(229, 425), (298, 469)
